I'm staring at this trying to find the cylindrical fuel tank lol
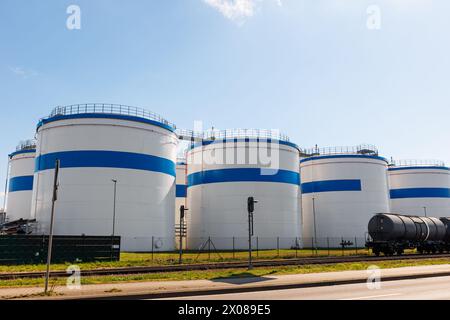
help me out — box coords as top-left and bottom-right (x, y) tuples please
(388, 161), (450, 217)
(5, 140), (36, 222)
(300, 145), (390, 247)
(368, 213), (446, 242)
(186, 130), (301, 250)
(30, 104), (178, 252)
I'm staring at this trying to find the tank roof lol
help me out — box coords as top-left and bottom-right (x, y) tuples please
(8, 140), (36, 158)
(15, 139), (36, 152)
(37, 103), (176, 131)
(301, 144), (379, 157)
(203, 128), (291, 142)
(389, 159), (447, 168)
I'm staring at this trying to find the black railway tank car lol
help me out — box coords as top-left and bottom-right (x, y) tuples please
(366, 213), (449, 256)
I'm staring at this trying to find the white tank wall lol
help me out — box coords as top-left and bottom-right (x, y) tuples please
(187, 140), (301, 250)
(6, 150), (35, 221)
(31, 116), (178, 252)
(300, 155), (390, 247)
(388, 166), (450, 217)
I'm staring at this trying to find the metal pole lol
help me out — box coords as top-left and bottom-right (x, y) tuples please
(151, 236), (154, 262)
(312, 197), (318, 252)
(277, 237), (280, 257)
(111, 179), (117, 236)
(111, 179), (117, 261)
(256, 236), (259, 258)
(208, 236), (211, 260)
(232, 237), (235, 259)
(248, 212), (253, 270)
(44, 159), (60, 294)
(178, 206), (183, 264)
(423, 206), (427, 217)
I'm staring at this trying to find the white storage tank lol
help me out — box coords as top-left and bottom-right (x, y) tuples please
(31, 104), (178, 252)
(388, 160), (450, 217)
(5, 140), (36, 222)
(300, 145), (390, 247)
(186, 129), (301, 250)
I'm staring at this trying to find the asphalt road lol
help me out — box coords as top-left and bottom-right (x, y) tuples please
(159, 275), (450, 300)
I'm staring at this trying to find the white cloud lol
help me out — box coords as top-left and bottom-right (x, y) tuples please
(202, 0), (282, 23)
(9, 66), (38, 79)
(203, 0), (255, 22)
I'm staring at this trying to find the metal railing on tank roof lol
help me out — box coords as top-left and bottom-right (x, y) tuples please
(46, 103), (176, 129)
(302, 144), (379, 157)
(16, 139), (36, 151)
(390, 159), (447, 167)
(203, 129), (291, 142)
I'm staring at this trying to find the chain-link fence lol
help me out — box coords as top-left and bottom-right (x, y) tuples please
(118, 236), (370, 265)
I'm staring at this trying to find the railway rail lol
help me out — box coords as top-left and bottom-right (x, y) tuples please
(1, 253), (450, 280)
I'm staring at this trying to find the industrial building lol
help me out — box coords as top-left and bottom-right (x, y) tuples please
(388, 160), (450, 217)
(30, 104), (178, 252)
(186, 129), (302, 250)
(4, 140), (36, 222)
(300, 145), (391, 248)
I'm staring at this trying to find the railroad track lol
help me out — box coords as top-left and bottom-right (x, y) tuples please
(1, 253), (450, 280)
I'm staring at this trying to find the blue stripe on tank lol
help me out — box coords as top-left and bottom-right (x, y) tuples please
(187, 168), (300, 187)
(176, 185), (187, 197)
(301, 179), (362, 194)
(390, 188), (450, 199)
(8, 176), (34, 192)
(35, 150), (176, 177)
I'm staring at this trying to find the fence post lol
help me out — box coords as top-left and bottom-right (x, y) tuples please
(327, 237), (330, 256)
(295, 237), (298, 258)
(256, 237), (259, 258)
(277, 237), (280, 257)
(208, 236), (211, 260)
(232, 237), (235, 259)
(341, 237), (344, 256)
(151, 236), (154, 262)
(355, 237), (358, 255)
(311, 237), (314, 256)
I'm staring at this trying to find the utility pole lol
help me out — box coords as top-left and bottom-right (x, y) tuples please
(247, 197), (258, 270)
(44, 159), (60, 295)
(423, 206), (427, 217)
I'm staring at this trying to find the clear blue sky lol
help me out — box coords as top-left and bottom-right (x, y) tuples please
(1, 0), (449, 206)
